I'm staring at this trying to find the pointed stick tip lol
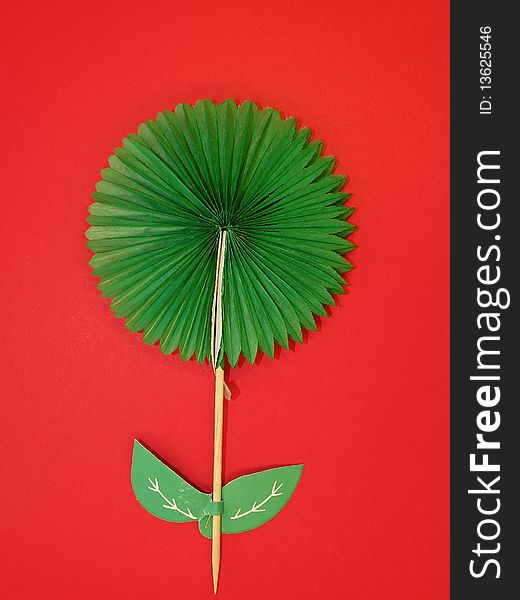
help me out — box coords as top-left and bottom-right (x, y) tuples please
(212, 533), (221, 594)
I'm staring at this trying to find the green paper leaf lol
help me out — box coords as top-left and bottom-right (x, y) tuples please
(131, 440), (210, 522)
(87, 99), (355, 366)
(198, 465), (304, 538)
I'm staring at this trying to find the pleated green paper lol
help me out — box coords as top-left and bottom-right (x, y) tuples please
(86, 99), (355, 367)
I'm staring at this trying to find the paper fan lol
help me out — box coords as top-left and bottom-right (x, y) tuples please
(86, 98), (355, 591)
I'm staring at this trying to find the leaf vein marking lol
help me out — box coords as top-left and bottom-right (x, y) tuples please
(229, 481), (283, 520)
(147, 477), (197, 520)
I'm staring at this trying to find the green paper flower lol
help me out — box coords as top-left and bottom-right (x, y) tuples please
(86, 99), (355, 367)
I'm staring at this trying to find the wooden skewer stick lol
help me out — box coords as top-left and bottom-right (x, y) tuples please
(210, 229), (227, 593)
(212, 366), (225, 594)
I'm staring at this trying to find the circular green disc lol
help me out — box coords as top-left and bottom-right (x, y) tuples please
(86, 99), (355, 367)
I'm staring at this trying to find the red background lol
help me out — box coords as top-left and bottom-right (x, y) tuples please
(0, 1), (449, 598)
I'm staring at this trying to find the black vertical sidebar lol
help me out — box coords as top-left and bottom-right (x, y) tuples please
(451, 2), (516, 599)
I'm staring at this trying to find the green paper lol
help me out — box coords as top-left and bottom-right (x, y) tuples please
(198, 465), (304, 538)
(131, 441), (303, 536)
(131, 441), (210, 522)
(86, 99), (355, 367)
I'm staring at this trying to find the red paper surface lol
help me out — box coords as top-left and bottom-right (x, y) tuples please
(0, 1), (449, 598)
